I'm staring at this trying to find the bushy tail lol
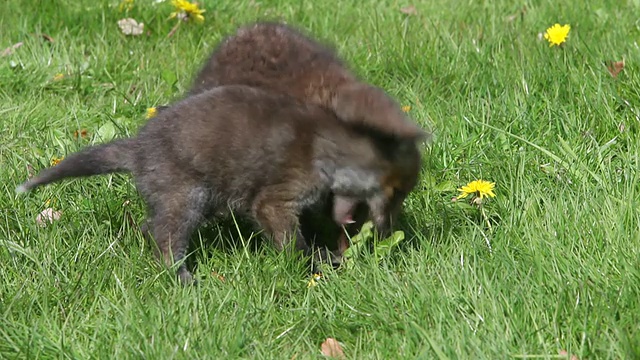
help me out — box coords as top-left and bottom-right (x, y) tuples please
(16, 139), (136, 193)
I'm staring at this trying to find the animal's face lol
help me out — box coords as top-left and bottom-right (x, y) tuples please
(383, 140), (422, 222)
(327, 136), (421, 236)
(357, 134), (422, 234)
(330, 82), (427, 232)
(303, 138), (422, 268)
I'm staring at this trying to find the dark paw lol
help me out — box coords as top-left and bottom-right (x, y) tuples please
(178, 267), (197, 286)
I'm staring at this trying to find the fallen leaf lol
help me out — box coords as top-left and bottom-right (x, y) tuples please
(400, 5), (417, 15)
(117, 18), (144, 36)
(211, 271), (225, 282)
(320, 338), (345, 359)
(1, 42), (23, 57)
(34, 33), (54, 43)
(401, 105), (411, 112)
(53, 73), (65, 81)
(36, 208), (62, 227)
(606, 59), (625, 78)
(41, 33), (54, 42)
(74, 129), (88, 138)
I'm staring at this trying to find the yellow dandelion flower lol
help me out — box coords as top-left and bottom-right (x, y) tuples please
(146, 107), (158, 119)
(50, 157), (64, 166)
(53, 73), (64, 81)
(307, 273), (322, 288)
(169, 0), (205, 23)
(402, 105), (411, 113)
(543, 24), (570, 47)
(457, 180), (496, 200)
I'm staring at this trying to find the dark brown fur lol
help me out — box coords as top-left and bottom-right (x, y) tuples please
(18, 85), (415, 284)
(172, 22), (427, 263)
(187, 22), (424, 139)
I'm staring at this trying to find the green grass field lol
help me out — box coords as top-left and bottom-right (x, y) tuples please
(2, 0), (640, 358)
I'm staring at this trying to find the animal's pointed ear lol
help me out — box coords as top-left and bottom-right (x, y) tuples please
(332, 83), (426, 140)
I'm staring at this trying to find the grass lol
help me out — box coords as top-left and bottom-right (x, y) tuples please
(1, 0), (639, 358)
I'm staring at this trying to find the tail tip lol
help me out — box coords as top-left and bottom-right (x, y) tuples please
(15, 183), (29, 194)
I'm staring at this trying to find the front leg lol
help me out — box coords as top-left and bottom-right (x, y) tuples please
(251, 190), (310, 255)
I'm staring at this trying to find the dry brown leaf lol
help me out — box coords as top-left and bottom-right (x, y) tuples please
(41, 33), (54, 42)
(400, 5), (417, 15)
(74, 129), (88, 138)
(36, 208), (62, 227)
(1, 42), (23, 57)
(117, 18), (144, 36)
(607, 59), (625, 78)
(211, 271), (226, 282)
(33, 33), (54, 43)
(320, 338), (345, 359)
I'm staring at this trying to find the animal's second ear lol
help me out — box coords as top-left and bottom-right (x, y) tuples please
(333, 83), (426, 140)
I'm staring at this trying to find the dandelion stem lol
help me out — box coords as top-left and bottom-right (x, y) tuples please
(167, 21), (181, 38)
(480, 206), (493, 234)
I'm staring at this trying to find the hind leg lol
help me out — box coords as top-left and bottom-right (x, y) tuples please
(145, 186), (209, 285)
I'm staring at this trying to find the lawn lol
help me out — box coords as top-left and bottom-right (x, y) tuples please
(1, 0), (639, 358)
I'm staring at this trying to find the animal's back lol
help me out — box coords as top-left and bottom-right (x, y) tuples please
(188, 22), (356, 106)
(148, 86), (332, 202)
